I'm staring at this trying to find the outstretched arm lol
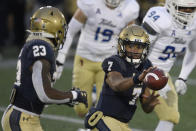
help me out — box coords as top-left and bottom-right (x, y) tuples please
(54, 8), (87, 79)
(106, 67), (153, 92)
(175, 43), (196, 95)
(178, 47), (196, 80)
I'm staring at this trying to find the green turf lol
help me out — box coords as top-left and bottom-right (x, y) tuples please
(0, 65), (196, 131)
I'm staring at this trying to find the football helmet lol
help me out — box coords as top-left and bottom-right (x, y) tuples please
(104, 0), (122, 8)
(166, 0), (196, 27)
(29, 6), (67, 50)
(118, 25), (150, 65)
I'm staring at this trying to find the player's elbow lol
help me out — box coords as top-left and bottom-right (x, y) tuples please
(37, 92), (50, 103)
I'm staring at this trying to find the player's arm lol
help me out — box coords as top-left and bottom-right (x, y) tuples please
(142, 7), (165, 44)
(140, 88), (160, 113)
(54, 8), (87, 79)
(106, 67), (153, 92)
(106, 71), (136, 92)
(32, 59), (87, 106)
(178, 43), (196, 81)
(58, 8), (87, 58)
(175, 41), (196, 95)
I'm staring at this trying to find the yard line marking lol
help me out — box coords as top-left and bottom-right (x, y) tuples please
(0, 106), (148, 131)
(0, 106), (83, 124)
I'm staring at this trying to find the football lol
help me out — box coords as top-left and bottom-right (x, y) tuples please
(144, 68), (168, 91)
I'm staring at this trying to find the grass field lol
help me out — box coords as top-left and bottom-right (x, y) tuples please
(0, 62), (196, 131)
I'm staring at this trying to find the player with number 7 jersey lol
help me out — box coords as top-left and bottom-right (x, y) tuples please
(142, 0), (196, 131)
(54, 0), (140, 118)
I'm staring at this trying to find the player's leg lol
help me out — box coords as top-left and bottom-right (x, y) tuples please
(101, 116), (132, 131)
(73, 55), (94, 117)
(1, 105), (43, 131)
(94, 63), (105, 103)
(19, 112), (43, 131)
(154, 74), (180, 131)
(1, 105), (13, 131)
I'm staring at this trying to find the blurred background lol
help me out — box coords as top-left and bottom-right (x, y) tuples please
(1, 0), (196, 131)
(0, 0), (165, 60)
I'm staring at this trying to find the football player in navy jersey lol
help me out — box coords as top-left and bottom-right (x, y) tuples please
(1, 6), (87, 131)
(84, 25), (160, 131)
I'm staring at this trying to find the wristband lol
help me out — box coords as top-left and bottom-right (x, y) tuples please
(133, 74), (142, 84)
(178, 78), (187, 82)
(56, 60), (64, 66)
(71, 91), (78, 100)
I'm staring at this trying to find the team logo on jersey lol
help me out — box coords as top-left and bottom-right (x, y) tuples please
(171, 30), (176, 37)
(171, 38), (186, 45)
(117, 12), (122, 17)
(99, 18), (116, 27)
(96, 8), (101, 14)
(187, 31), (191, 35)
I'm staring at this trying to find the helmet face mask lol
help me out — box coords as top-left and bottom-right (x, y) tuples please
(29, 6), (67, 50)
(104, 0), (122, 8)
(118, 25), (150, 65)
(166, 0), (196, 28)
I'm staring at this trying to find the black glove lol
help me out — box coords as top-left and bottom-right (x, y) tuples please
(67, 88), (88, 108)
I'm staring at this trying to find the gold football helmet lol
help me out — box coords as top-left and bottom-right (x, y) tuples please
(29, 6), (67, 50)
(118, 25), (150, 65)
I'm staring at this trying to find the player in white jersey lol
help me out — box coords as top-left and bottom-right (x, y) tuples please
(54, 0), (140, 118)
(142, 0), (196, 131)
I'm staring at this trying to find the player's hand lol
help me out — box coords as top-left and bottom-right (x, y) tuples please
(53, 52), (66, 80)
(142, 91), (160, 107)
(175, 78), (187, 95)
(53, 60), (64, 80)
(71, 88), (88, 108)
(158, 83), (171, 99)
(139, 67), (156, 81)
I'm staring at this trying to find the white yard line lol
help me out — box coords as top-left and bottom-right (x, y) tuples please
(0, 106), (148, 131)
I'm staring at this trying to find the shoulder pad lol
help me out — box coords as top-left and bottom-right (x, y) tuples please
(123, 0), (139, 23)
(102, 55), (125, 73)
(143, 6), (172, 33)
(25, 39), (55, 64)
(77, 0), (95, 17)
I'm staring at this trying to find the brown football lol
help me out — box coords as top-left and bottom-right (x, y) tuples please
(144, 68), (168, 91)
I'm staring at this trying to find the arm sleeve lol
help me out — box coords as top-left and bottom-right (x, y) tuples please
(32, 60), (71, 104)
(178, 43), (196, 80)
(142, 7), (169, 44)
(57, 18), (83, 63)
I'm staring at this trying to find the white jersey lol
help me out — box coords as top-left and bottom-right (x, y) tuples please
(76, 0), (139, 62)
(143, 6), (196, 73)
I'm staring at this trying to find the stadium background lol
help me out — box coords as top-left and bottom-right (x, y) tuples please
(0, 0), (195, 131)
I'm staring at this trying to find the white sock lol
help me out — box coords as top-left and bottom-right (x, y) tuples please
(155, 120), (174, 131)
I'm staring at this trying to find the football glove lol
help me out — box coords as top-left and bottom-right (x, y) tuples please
(175, 78), (187, 95)
(66, 88), (88, 108)
(158, 83), (171, 99)
(53, 52), (66, 80)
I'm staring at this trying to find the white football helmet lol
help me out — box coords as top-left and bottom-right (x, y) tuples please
(104, 0), (123, 8)
(166, 0), (196, 27)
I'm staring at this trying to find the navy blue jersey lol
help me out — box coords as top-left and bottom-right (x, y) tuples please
(96, 55), (152, 123)
(12, 39), (56, 114)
